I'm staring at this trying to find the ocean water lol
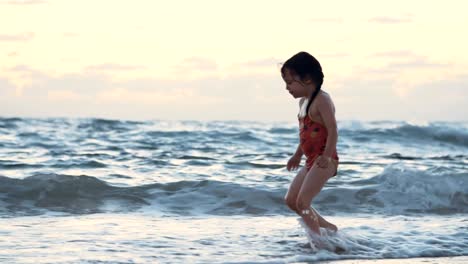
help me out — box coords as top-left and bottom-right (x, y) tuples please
(0, 117), (467, 263)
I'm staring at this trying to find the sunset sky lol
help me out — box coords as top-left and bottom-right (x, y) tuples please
(1, 0), (467, 122)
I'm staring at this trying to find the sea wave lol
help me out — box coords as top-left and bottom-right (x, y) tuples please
(1, 165), (466, 216)
(318, 165), (468, 215)
(340, 122), (468, 146)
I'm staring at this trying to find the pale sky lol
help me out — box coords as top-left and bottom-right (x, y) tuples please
(1, 0), (467, 122)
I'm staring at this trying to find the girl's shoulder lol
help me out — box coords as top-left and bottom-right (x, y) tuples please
(317, 90), (334, 102)
(316, 90), (336, 110)
(319, 90), (331, 98)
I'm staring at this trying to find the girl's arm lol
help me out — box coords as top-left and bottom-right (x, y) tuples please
(317, 95), (338, 158)
(293, 143), (303, 157)
(287, 142), (303, 171)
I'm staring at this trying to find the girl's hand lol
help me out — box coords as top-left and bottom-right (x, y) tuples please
(316, 155), (331, 169)
(287, 154), (301, 171)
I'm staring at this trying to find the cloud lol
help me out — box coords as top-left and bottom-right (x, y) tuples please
(332, 73), (468, 121)
(5, 65), (48, 79)
(47, 90), (82, 102)
(346, 56), (459, 100)
(361, 54), (454, 77)
(0, 78), (16, 96)
(62, 32), (79, 38)
(335, 56), (461, 94)
(60, 58), (79, 63)
(0, 65), (287, 120)
(7, 64), (39, 72)
(371, 50), (420, 58)
(241, 57), (280, 68)
(1, 0), (47, 5)
(361, 53), (459, 99)
(7, 52), (18, 57)
(320, 53), (349, 59)
(1, 63), (466, 121)
(310, 18), (343, 23)
(228, 58), (282, 76)
(40, 72), (115, 96)
(85, 63), (147, 72)
(369, 50), (449, 70)
(0, 32), (34, 42)
(174, 57), (219, 72)
(3, 65), (49, 95)
(386, 58), (451, 70)
(369, 16), (412, 24)
(398, 74), (468, 120)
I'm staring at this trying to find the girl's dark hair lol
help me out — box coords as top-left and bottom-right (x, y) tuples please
(281, 51), (324, 116)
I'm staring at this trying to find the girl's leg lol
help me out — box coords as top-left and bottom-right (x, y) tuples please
(285, 166), (337, 231)
(296, 164), (336, 235)
(284, 166), (308, 212)
(311, 207), (337, 232)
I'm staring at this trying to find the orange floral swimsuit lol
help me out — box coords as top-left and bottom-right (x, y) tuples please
(299, 115), (339, 174)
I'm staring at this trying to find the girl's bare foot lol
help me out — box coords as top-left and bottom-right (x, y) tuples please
(322, 222), (338, 232)
(311, 208), (338, 232)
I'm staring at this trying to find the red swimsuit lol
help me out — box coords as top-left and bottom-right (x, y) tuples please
(299, 115), (339, 172)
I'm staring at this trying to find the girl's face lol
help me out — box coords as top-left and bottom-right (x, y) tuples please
(282, 68), (308, 99)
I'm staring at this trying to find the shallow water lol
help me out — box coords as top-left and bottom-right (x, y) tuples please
(1, 214), (466, 263)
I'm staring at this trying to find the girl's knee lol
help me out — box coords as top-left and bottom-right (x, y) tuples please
(295, 196), (311, 211)
(284, 195), (297, 211)
(296, 197), (318, 220)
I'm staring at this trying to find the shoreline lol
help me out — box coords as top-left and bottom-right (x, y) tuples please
(317, 256), (468, 264)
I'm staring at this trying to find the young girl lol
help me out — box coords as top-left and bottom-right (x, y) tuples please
(281, 51), (339, 236)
